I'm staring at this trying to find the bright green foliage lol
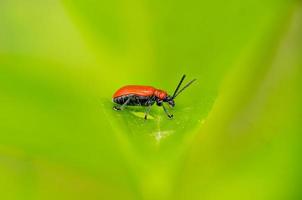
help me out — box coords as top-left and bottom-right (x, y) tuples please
(0, 0), (301, 199)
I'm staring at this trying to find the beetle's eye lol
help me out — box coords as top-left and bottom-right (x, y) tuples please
(166, 96), (172, 101)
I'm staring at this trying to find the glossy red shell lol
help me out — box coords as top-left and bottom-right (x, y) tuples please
(113, 85), (167, 100)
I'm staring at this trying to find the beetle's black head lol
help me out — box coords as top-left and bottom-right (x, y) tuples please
(164, 95), (175, 107)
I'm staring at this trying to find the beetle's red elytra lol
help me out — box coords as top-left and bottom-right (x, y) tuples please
(112, 75), (196, 119)
(113, 86), (167, 100)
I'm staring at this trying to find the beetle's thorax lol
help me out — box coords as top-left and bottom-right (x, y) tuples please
(154, 89), (167, 100)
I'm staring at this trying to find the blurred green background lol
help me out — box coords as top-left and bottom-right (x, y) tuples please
(0, 0), (301, 199)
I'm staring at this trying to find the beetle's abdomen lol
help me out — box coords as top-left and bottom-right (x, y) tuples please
(113, 95), (154, 106)
(113, 85), (156, 98)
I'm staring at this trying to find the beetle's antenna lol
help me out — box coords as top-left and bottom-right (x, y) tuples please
(172, 75), (186, 99)
(173, 78), (196, 99)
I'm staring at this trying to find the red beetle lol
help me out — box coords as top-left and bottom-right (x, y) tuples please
(112, 75), (196, 119)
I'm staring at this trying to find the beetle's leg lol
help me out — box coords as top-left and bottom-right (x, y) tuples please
(144, 105), (152, 120)
(144, 97), (155, 120)
(162, 104), (173, 119)
(113, 96), (131, 111)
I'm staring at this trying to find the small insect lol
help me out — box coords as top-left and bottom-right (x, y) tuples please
(112, 74), (196, 119)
